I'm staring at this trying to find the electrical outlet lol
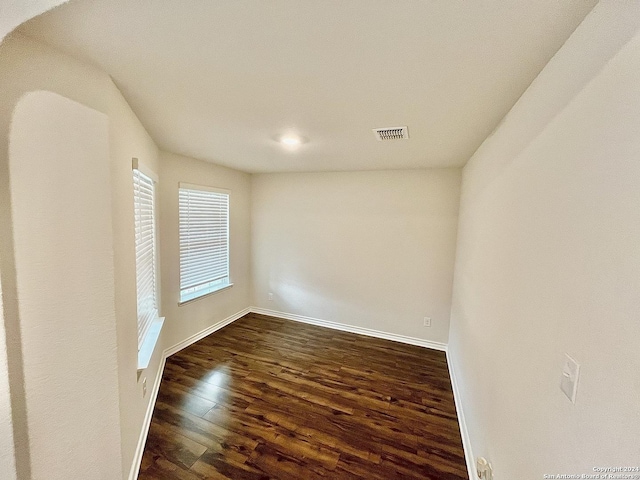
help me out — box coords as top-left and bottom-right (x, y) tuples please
(477, 457), (493, 480)
(142, 377), (147, 397)
(423, 317), (431, 327)
(268, 292), (274, 301)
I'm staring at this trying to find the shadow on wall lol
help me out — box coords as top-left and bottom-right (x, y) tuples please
(0, 1), (71, 43)
(1, 90), (123, 480)
(0, 92), (33, 480)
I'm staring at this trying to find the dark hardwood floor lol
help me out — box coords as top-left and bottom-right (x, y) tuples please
(139, 313), (468, 479)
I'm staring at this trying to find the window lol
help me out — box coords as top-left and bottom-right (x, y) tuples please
(133, 159), (163, 370)
(179, 183), (231, 303)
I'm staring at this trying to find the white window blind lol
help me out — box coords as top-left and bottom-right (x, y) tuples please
(133, 168), (158, 350)
(179, 184), (230, 303)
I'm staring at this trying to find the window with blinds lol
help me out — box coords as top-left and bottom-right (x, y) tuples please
(179, 184), (230, 303)
(133, 168), (158, 351)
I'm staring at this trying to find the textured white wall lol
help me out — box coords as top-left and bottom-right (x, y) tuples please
(159, 151), (252, 347)
(9, 91), (121, 479)
(0, 0), (69, 42)
(0, 34), (162, 478)
(449, 1), (640, 477)
(252, 170), (460, 344)
(0, 282), (17, 480)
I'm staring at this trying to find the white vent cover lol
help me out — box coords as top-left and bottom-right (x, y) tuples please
(373, 126), (409, 141)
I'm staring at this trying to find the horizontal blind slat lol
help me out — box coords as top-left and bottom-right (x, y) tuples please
(134, 169), (158, 350)
(179, 186), (229, 300)
(181, 275), (229, 291)
(180, 264), (229, 281)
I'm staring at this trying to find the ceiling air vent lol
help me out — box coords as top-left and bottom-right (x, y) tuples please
(373, 126), (409, 141)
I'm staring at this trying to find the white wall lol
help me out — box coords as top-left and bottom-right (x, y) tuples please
(449, 1), (640, 477)
(0, 17), (79, 478)
(252, 170), (460, 344)
(0, 281), (17, 480)
(0, 33), (162, 479)
(9, 90), (121, 479)
(0, 0), (69, 42)
(159, 151), (252, 347)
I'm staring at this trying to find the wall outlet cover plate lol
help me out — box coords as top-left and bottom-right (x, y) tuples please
(560, 353), (580, 403)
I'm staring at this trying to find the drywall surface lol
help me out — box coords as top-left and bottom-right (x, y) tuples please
(0, 33), (162, 478)
(449, 1), (640, 477)
(159, 151), (251, 348)
(9, 90), (121, 479)
(0, 282), (16, 480)
(0, 0), (69, 42)
(252, 170), (461, 343)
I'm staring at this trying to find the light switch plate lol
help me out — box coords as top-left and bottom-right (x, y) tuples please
(560, 354), (580, 403)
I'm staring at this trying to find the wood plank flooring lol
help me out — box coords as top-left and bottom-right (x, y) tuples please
(139, 313), (468, 479)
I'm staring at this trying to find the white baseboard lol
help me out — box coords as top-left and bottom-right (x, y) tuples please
(128, 306), (251, 480)
(447, 352), (475, 480)
(128, 353), (166, 480)
(128, 306), (472, 480)
(251, 307), (475, 472)
(164, 307), (251, 358)
(250, 306), (448, 352)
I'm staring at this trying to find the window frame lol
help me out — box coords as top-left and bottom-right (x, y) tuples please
(178, 182), (232, 305)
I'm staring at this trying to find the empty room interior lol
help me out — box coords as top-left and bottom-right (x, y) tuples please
(1, 1), (639, 479)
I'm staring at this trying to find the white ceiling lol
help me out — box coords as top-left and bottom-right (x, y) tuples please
(20, 0), (597, 173)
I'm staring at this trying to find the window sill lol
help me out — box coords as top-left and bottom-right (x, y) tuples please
(137, 316), (164, 373)
(179, 283), (234, 306)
